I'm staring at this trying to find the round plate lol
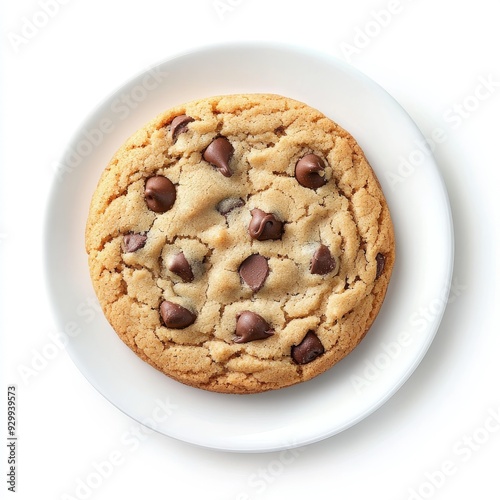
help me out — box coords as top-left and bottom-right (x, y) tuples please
(44, 42), (453, 452)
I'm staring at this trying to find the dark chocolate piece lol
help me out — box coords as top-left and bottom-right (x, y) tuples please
(291, 331), (325, 364)
(239, 254), (269, 292)
(167, 252), (194, 282)
(144, 176), (176, 213)
(170, 114), (194, 140)
(295, 154), (327, 189)
(160, 301), (196, 329)
(376, 253), (385, 279)
(203, 137), (234, 177)
(234, 311), (274, 343)
(122, 233), (147, 253)
(248, 208), (284, 241)
(311, 244), (336, 275)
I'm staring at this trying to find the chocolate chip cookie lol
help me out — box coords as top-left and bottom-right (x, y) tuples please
(85, 93), (395, 394)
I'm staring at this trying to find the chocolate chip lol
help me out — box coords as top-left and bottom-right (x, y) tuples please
(170, 114), (194, 141)
(291, 331), (325, 364)
(160, 300), (196, 329)
(122, 233), (147, 253)
(295, 154), (327, 189)
(216, 197), (244, 216)
(248, 208), (284, 241)
(234, 311), (274, 343)
(239, 254), (269, 292)
(203, 137), (234, 177)
(311, 244), (336, 275)
(376, 253), (385, 279)
(144, 176), (176, 213)
(167, 252), (194, 282)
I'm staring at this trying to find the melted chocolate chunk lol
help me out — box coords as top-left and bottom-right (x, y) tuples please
(203, 137), (234, 177)
(248, 208), (284, 241)
(170, 114), (194, 140)
(144, 176), (176, 213)
(295, 154), (327, 189)
(122, 233), (147, 253)
(234, 311), (274, 343)
(311, 244), (336, 275)
(376, 253), (385, 279)
(167, 252), (194, 282)
(239, 254), (269, 292)
(160, 301), (196, 329)
(291, 331), (325, 364)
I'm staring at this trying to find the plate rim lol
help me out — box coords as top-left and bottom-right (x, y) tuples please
(43, 41), (454, 452)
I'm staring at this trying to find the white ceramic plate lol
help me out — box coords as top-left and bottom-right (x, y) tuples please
(44, 42), (453, 452)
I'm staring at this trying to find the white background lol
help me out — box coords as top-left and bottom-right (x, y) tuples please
(1, 0), (499, 499)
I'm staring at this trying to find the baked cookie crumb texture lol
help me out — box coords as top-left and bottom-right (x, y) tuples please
(85, 94), (395, 394)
